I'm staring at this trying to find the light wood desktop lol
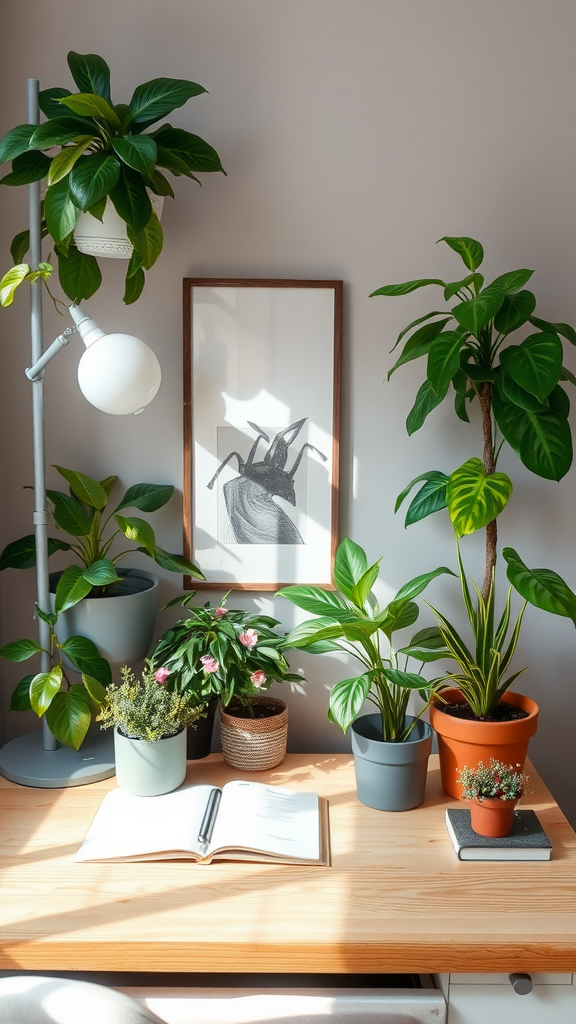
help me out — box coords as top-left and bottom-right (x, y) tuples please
(0, 754), (575, 975)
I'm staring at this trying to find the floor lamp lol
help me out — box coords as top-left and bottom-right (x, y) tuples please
(0, 80), (162, 788)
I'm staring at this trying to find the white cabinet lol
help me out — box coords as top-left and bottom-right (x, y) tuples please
(435, 973), (575, 1024)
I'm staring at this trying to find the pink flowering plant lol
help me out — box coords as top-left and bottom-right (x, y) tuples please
(151, 595), (303, 712)
(96, 660), (207, 741)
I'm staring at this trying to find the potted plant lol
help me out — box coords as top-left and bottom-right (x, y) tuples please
(0, 466), (204, 665)
(279, 538), (453, 811)
(152, 594), (304, 770)
(0, 50), (225, 306)
(96, 660), (207, 795)
(457, 758), (531, 838)
(0, 609), (111, 749)
(372, 236), (576, 796)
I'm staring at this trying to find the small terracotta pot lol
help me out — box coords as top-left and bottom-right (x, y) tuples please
(470, 797), (518, 837)
(430, 688), (538, 799)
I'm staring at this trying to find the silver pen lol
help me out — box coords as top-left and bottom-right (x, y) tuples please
(198, 788), (222, 853)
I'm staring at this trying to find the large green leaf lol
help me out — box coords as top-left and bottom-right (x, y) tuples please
(128, 78), (207, 126)
(148, 547), (205, 579)
(54, 466), (108, 509)
(56, 244), (102, 303)
(384, 668), (429, 690)
(44, 178), (79, 243)
(285, 617), (346, 649)
(155, 144), (199, 180)
(395, 470), (449, 527)
(443, 273), (484, 301)
(0, 534), (71, 570)
(370, 278), (445, 297)
(30, 666), (62, 716)
(128, 211), (163, 269)
(0, 638), (42, 662)
(390, 310), (450, 352)
(493, 290), (536, 335)
(110, 165), (151, 234)
(115, 514), (156, 555)
(387, 317), (452, 378)
(490, 269), (534, 293)
(82, 674), (107, 706)
(150, 127), (224, 173)
(112, 135), (158, 176)
(73, 656), (111, 688)
(82, 560), (122, 587)
(500, 332), (562, 402)
(67, 51), (112, 102)
(9, 675), (34, 712)
(124, 265), (145, 304)
(47, 138), (95, 187)
(45, 686), (92, 749)
(59, 92), (120, 127)
(499, 373), (548, 413)
(439, 236), (484, 271)
(115, 482), (174, 513)
(0, 123), (36, 164)
(492, 388), (573, 480)
(59, 635), (102, 662)
(406, 378), (449, 435)
(528, 315), (576, 346)
(276, 585), (353, 619)
(503, 547), (576, 626)
(38, 87), (72, 119)
(328, 673), (372, 732)
(350, 561), (381, 610)
(47, 489), (92, 536)
(30, 117), (95, 150)
(68, 152), (120, 211)
(54, 566), (93, 614)
(447, 457), (512, 537)
(452, 284), (505, 335)
(333, 538), (368, 598)
(0, 151), (51, 186)
(146, 168), (175, 198)
(0, 263), (31, 307)
(427, 331), (466, 395)
(390, 566), (455, 607)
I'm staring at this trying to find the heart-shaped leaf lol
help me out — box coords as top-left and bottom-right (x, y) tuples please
(493, 290), (536, 335)
(67, 51), (112, 102)
(54, 565), (93, 614)
(30, 665), (62, 716)
(68, 152), (120, 211)
(503, 547), (576, 625)
(439, 236), (484, 271)
(0, 534), (71, 570)
(82, 560), (122, 587)
(0, 263), (31, 307)
(9, 675), (35, 712)
(447, 457), (512, 537)
(56, 245), (102, 303)
(0, 638), (42, 662)
(492, 388), (573, 481)
(45, 687), (92, 749)
(500, 332), (562, 401)
(115, 482), (174, 513)
(395, 470), (449, 527)
(452, 284), (505, 335)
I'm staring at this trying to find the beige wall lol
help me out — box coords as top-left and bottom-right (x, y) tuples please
(1, 0), (576, 822)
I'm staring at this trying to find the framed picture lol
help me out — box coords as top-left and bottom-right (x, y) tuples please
(183, 278), (342, 590)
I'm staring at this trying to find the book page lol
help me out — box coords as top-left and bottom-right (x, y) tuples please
(209, 781), (320, 862)
(75, 785), (218, 862)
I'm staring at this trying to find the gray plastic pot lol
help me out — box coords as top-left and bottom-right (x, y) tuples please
(114, 726), (186, 796)
(351, 714), (433, 811)
(50, 568), (158, 665)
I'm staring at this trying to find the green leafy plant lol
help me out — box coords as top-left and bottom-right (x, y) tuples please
(373, 236), (576, 716)
(0, 466), (204, 613)
(96, 660), (207, 741)
(279, 538), (454, 741)
(0, 607), (111, 749)
(457, 758), (531, 801)
(0, 50), (225, 306)
(152, 595), (303, 712)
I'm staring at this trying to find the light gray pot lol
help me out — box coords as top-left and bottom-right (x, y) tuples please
(351, 714), (433, 811)
(114, 727), (187, 796)
(50, 568), (158, 665)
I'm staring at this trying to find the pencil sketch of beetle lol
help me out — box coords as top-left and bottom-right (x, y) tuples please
(207, 417), (327, 544)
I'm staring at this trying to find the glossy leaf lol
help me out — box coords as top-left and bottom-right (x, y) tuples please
(150, 127), (224, 173)
(0, 123), (36, 164)
(82, 560), (122, 587)
(439, 236), (484, 271)
(499, 373), (548, 413)
(146, 168), (175, 198)
(30, 666), (62, 716)
(493, 289), (536, 335)
(284, 616), (346, 649)
(460, 359), (497, 383)
(82, 674), (107, 706)
(47, 138), (95, 187)
(0, 150), (51, 186)
(155, 143), (199, 179)
(350, 561), (381, 610)
(45, 687), (91, 749)
(500, 333), (562, 402)
(59, 635), (101, 663)
(30, 116), (95, 149)
(528, 315), (576, 346)
(44, 178), (79, 243)
(395, 470), (449, 527)
(387, 317), (452, 378)
(67, 50), (112, 102)
(54, 565), (93, 614)
(427, 331), (466, 395)
(0, 534), (71, 570)
(87, 195), (106, 222)
(54, 466), (108, 509)
(115, 482), (174, 513)
(115, 514), (155, 555)
(35, 605), (57, 627)
(391, 566), (455, 606)
(328, 673), (372, 732)
(128, 78), (207, 126)
(503, 547), (576, 626)
(110, 165), (151, 235)
(370, 278), (445, 297)
(490, 269), (534, 293)
(56, 244), (101, 303)
(333, 538), (368, 598)
(47, 489), (92, 536)
(59, 92), (120, 126)
(492, 387), (573, 480)
(112, 135), (158, 176)
(443, 273), (483, 301)
(128, 211), (163, 269)
(447, 458), (512, 537)
(276, 585), (353, 620)
(68, 152), (120, 211)
(452, 284), (505, 335)
(73, 656), (111, 688)
(124, 265), (145, 304)
(38, 87), (72, 119)
(9, 675), (34, 712)
(406, 378), (449, 435)
(0, 263), (31, 307)
(0, 638), (42, 662)
(148, 547), (205, 578)
(384, 668), (428, 690)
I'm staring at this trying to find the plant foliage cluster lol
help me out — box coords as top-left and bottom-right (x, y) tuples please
(97, 660), (207, 741)
(457, 758), (530, 801)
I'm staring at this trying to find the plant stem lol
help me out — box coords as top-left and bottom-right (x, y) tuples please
(479, 382), (497, 601)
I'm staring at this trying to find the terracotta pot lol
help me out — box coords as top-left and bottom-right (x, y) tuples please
(470, 797), (518, 838)
(220, 696), (288, 771)
(430, 688), (538, 799)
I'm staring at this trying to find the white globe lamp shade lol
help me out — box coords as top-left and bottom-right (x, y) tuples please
(77, 333), (161, 415)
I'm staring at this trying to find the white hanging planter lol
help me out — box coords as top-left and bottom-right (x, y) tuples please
(74, 193), (164, 259)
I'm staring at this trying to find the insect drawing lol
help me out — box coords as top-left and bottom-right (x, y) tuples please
(207, 418), (327, 545)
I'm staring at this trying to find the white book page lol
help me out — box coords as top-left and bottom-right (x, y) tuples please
(75, 785), (217, 862)
(209, 781), (320, 861)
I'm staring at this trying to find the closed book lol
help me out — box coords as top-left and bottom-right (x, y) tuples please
(445, 807), (552, 861)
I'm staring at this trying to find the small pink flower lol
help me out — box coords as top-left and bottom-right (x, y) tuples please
(250, 670), (267, 688)
(239, 628), (258, 648)
(200, 654), (220, 674)
(154, 667), (170, 684)
(214, 606), (228, 618)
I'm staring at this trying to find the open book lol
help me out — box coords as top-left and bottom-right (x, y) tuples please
(75, 780), (330, 865)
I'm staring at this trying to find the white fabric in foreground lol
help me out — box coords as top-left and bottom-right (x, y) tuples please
(0, 976), (164, 1024)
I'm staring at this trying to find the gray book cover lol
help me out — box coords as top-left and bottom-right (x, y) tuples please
(445, 808), (552, 860)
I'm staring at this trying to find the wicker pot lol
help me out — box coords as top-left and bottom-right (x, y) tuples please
(220, 696), (288, 771)
(470, 797), (518, 838)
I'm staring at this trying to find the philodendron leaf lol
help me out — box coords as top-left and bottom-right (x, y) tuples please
(53, 466), (108, 509)
(46, 489), (92, 536)
(387, 317), (452, 378)
(489, 269), (534, 294)
(110, 165), (151, 235)
(438, 236), (484, 271)
(0, 638), (42, 662)
(128, 78), (207, 126)
(333, 538), (368, 598)
(149, 127), (224, 173)
(9, 675), (34, 712)
(447, 457), (512, 537)
(67, 50), (112, 102)
(0, 151), (51, 186)
(112, 135), (158, 176)
(427, 331), (466, 395)
(390, 566), (456, 606)
(147, 547), (205, 578)
(503, 547), (576, 626)
(30, 116), (95, 149)
(443, 273), (484, 302)
(350, 561), (381, 610)
(47, 138), (95, 187)
(73, 656), (111, 688)
(0, 123), (36, 164)
(370, 278), (445, 297)
(45, 686), (92, 749)
(128, 211), (163, 269)
(59, 92), (120, 126)
(56, 245), (102, 303)
(59, 635), (102, 663)
(0, 264), (31, 307)
(38, 87), (72, 119)
(115, 482), (174, 513)
(82, 559), (122, 587)
(114, 514), (156, 555)
(493, 290), (536, 335)
(499, 373), (549, 413)
(528, 315), (576, 346)
(396, 471), (449, 527)
(54, 565), (93, 614)
(82, 674), (107, 707)
(276, 585), (353, 620)
(328, 673), (372, 732)
(406, 378), (449, 435)
(30, 665), (62, 716)
(44, 178), (79, 244)
(452, 284), (505, 335)
(68, 152), (120, 211)
(500, 332), (562, 402)
(284, 617), (346, 649)
(384, 668), (429, 690)
(0, 534), (71, 570)
(492, 388), (573, 481)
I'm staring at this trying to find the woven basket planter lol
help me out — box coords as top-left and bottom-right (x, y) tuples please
(220, 696), (288, 771)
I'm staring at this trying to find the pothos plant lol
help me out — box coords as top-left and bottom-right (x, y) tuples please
(372, 236), (576, 717)
(0, 466), (204, 614)
(0, 50), (225, 306)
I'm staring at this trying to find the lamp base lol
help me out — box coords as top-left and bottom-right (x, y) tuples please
(0, 729), (115, 788)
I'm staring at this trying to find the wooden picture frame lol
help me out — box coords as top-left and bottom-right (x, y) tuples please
(183, 278), (341, 591)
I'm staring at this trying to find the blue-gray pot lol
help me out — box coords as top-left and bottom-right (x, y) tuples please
(351, 714), (432, 811)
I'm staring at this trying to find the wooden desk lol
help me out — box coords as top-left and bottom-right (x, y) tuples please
(1, 754), (575, 975)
